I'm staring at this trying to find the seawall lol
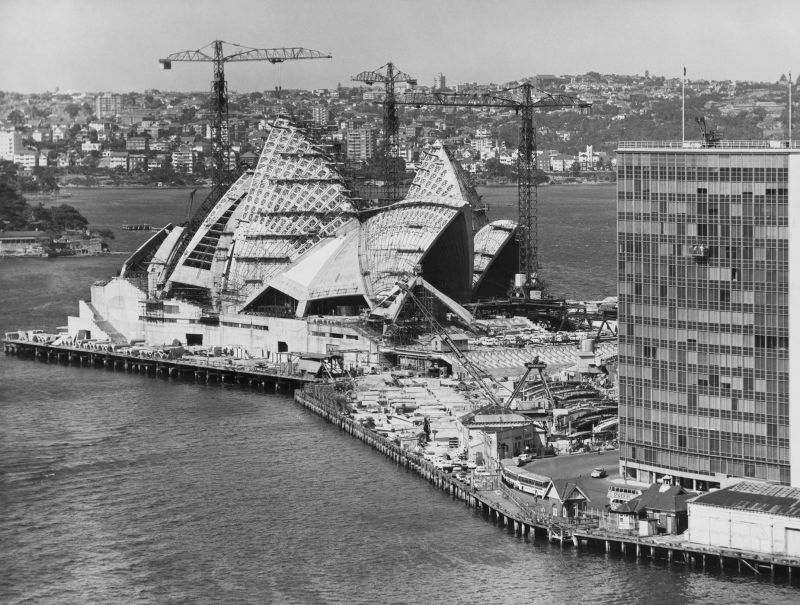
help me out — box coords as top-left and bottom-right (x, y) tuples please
(294, 385), (800, 584)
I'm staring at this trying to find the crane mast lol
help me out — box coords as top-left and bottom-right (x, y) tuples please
(352, 62), (417, 205)
(396, 84), (590, 299)
(159, 40), (332, 190)
(156, 40), (331, 299)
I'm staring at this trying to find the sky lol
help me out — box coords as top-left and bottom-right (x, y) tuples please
(2, 0), (800, 94)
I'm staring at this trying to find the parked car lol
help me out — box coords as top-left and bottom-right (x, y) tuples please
(591, 467), (607, 478)
(517, 453), (534, 465)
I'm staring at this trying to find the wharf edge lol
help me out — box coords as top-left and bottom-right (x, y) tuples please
(4, 338), (799, 585)
(294, 385), (800, 586)
(2, 339), (314, 393)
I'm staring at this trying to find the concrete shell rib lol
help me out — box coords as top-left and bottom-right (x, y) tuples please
(256, 221), (365, 313)
(166, 172), (253, 291)
(473, 219), (518, 289)
(360, 141), (473, 302)
(225, 119), (356, 305)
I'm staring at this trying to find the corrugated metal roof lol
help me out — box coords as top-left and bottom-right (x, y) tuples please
(692, 481), (800, 517)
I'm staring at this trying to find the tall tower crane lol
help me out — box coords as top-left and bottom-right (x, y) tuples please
(351, 62), (417, 204)
(159, 40), (331, 191)
(396, 83), (590, 299)
(156, 41), (331, 299)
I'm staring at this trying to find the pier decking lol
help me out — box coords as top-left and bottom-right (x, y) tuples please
(3, 338), (318, 392)
(294, 384), (800, 585)
(5, 335), (798, 585)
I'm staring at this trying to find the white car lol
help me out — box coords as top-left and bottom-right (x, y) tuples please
(590, 467), (607, 478)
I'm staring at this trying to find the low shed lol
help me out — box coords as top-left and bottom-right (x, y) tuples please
(687, 481), (800, 557)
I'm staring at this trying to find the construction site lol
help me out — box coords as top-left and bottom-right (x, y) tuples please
(7, 41), (620, 448)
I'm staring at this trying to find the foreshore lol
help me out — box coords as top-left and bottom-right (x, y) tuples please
(294, 383), (800, 584)
(4, 334), (798, 584)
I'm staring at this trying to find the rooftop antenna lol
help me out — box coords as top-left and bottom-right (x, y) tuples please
(682, 66), (686, 144)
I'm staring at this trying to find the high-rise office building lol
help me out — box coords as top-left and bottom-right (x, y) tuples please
(0, 130), (22, 160)
(346, 127), (376, 161)
(617, 141), (799, 489)
(95, 93), (122, 119)
(312, 105), (331, 126)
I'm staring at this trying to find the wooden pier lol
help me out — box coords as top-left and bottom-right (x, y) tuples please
(3, 339), (317, 393)
(572, 529), (800, 582)
(294, 384), (800, 585)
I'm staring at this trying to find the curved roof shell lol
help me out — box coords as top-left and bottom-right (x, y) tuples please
(144, 123), (489, 317)
(473, 219), (518, 298)
(225, 119), (357, 301)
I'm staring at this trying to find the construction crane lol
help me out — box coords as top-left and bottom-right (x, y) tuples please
(395, 84), (590, 299)
(505, 356), (553, 409)
(352, 62), (417, 205)
(396, 282), (503, 407)
(159, 40), (331, 190)
(156, 40), (331, 299)
(695, 116), (722, 147)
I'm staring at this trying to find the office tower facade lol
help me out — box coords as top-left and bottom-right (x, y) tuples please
(346, 127), (376, 161)
(0, 130), (23, 160)
(617, 141), (799, 489)
(95, 93), (122, 119)
(312, 105), (330, 126)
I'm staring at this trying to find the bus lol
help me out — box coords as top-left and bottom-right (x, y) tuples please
(606, 482), (644, 510)
(500, 463), (551, 498)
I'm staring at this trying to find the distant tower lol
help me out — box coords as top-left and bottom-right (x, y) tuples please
(312, 104), (331, 126)
(95, 93), (121, 119)
(434, 72), (446, 91)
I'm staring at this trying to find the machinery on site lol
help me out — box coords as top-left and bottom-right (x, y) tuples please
(159, 40), (331, 190)
(505, 356), (554, 409)
(351, 62), (417, 205)
(156, 40), (331, 297)
(396, 281), (503, 407)
(394, 84), (591, 300)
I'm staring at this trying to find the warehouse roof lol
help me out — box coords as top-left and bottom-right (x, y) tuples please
(691, 481), (800, 518)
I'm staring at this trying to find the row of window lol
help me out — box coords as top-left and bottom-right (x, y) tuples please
(620, 443), (789, 484)
(220, 321), (269, 331)
(310, 330), (359, 341)
(618, 166), (788, 180)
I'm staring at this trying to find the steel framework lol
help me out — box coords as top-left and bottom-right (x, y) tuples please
(396, 84), (590, 298)
(159, 40), (332, 190)
(352, 62), (417, 204)
(156, 41), (331, 299)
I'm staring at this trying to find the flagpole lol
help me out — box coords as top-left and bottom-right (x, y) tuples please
(790, 71), (793, 143)
(682, 66), (686, 144)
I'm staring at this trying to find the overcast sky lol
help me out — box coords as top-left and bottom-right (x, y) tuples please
(2, 0), (799, 93)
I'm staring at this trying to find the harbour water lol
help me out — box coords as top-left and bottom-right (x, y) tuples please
(1, 186), (797, 603)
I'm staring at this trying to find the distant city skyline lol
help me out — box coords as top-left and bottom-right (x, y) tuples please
(2, 0), (800, 93)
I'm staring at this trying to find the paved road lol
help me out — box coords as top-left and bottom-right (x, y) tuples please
(516, 450), (620, 508)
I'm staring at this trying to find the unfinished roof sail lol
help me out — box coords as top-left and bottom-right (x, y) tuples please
(359, 141), (475, 302)
(226, 119), (357, 306)
(405, 141), (481, 207)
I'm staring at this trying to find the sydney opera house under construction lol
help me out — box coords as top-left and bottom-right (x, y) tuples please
(67, 119), (521, 366)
